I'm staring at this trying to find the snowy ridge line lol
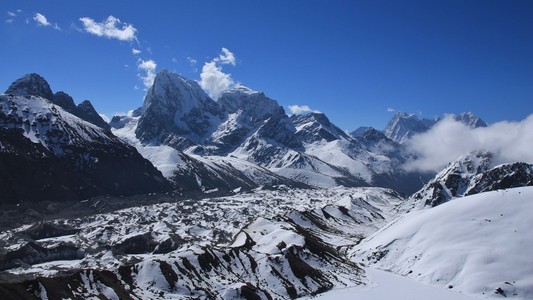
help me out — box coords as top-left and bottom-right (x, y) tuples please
(0, 94), (115, 155)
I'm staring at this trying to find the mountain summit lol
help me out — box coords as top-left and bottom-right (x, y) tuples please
(383, 112), (436, 143)
(135, 69), (222, 148)
(5, 74), (110, 130)
(5, 73), (55, 100)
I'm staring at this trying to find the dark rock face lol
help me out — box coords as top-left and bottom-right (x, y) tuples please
(409, 151), (493, 208)
(73, 100), (110, 130)
(467, 162), (533, 195)
(291, 112), (350, 144)
(135, 69), (223, 148)
(5, 73), (54, 101)
(407, 151), (533, 210)
(0, 92), (170, 204)
(21, 223), (79, 240)
(51, 91), (78, 112)
(0, 242), (83, 271)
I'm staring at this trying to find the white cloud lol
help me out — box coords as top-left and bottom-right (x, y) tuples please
(187, 57), (197, 65)
(79, 15), (137, 42)
(7, 11), (16, 17)
(387, 107), (395, 112)
(199, 48), (237, 99)
(403, 114), (533, 172)
(199, 61), (234, 99)
(33, 13), (50, 26)
(5, 19), (13, 23)
(137, 59), (157, 89)
(172, 57), (178, 63)
(132, 48), (141, 55)
(214, 47), (236, 66)
(288, 105), (321, 115)
(33, 13), (60, 30)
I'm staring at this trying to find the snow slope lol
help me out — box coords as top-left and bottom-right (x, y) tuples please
(353, 187), (533, 299)
(305, 268), (475, 300)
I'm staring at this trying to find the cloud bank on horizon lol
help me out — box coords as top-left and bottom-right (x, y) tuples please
(404, 114), (533, 172)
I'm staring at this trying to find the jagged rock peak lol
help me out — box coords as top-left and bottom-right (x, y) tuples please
(350, 126), (373, 138)
(383, 112), (436, 143)
(453, 112), (488, 128)
(218, 85), (282, 119)
(135, 69), (222, 146)
(404, 150), (494, 210)
(53, 91), (77, 111)
(76, 100), (111, 130)
(5, 73), (54, 100)
(142, 69), (213, 111)
(291, 112), (351, 143)
(292, 112), (335, 128)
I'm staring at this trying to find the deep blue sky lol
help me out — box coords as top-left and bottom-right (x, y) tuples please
(1, 0), (532, 130)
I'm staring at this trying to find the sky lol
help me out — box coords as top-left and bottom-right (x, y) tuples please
(1, 0), (532, 131)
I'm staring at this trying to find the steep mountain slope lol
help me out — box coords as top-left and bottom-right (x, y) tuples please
(121, 70), (434, 194)
(113, 114), (305, 192)
(135, 69), (223, 149)
(353, 187), (533, 299)
(383, 112), (436, 143)
(402, 151), (533, 211)
(0, 90), (170, 204)
(5, 74), (110, 130)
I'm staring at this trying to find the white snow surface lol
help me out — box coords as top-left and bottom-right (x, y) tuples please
(353, 187), (533, 299)
(112, 115), (184, 178)
(305, 268), (475, 300)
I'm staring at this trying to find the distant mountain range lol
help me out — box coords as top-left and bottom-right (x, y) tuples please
(0, 70), (500, 203)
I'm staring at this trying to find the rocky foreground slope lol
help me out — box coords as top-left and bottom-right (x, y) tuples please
(0, 187), (403, 299)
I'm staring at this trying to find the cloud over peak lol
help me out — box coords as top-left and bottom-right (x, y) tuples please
(137, 59), (157, 89)
(199, 48), (237, 99)
(214, 47), (236, 66)
(288, 105), (320, 115)
(404, 114), (533, 172)
(79, 15), (137, 42)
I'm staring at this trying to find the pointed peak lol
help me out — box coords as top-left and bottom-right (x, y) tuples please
(78, 99), (95, 108)
(5, 73), (54, 100)
(454, 112), (488, 128)
(52, 91), (77, 111)
(151, 69), (201, 91)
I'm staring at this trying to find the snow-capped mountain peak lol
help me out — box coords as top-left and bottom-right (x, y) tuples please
(135, 69), (222, 147)
(5, 73), (55, 101)
(383, 112), (436, 143)
(291, 112), (351, 144)
(453, 111), (488, 128)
